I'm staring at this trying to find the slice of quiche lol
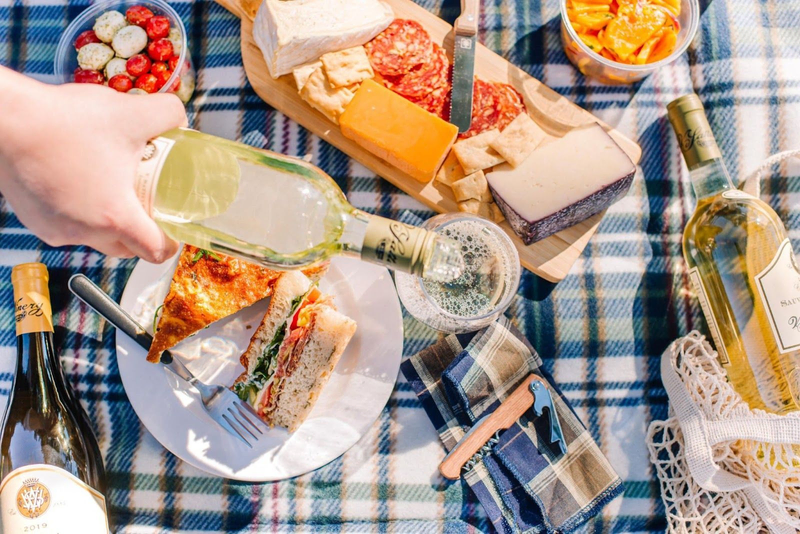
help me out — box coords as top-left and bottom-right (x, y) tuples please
(146, 245), (327, 363)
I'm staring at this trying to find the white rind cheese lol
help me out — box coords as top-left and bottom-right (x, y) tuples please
(486, 124), (636, 245)
(253, 0), (393, 79)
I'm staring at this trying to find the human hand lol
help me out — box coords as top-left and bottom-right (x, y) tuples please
(0, 67), (185, 262)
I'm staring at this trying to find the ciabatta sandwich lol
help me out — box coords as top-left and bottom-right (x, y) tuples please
(233, 271), (356, 432)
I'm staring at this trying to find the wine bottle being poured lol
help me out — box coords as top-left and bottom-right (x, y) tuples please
(0, 263), (109, 533)
(135, 129), (465, 282)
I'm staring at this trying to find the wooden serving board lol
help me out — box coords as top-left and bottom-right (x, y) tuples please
(214, 0), (641, 282)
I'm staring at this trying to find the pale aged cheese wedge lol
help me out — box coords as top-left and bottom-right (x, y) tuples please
(340, 80), (458, 183)
(486, 124), (635, 245)
(293, 61), (323, 90)
(253, 0), (393, 79)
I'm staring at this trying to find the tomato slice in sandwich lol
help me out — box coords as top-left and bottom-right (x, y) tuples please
(290, 287), (321, 330)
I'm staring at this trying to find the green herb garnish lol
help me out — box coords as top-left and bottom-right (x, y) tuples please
(192, 249), (222, 263)
(153, 304), (164, 333)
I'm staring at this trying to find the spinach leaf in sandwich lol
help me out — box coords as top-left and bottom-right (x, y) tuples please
(234, 285), (317, 403)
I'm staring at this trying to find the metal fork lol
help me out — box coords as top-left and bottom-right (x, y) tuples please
(68, 274), (269, 447)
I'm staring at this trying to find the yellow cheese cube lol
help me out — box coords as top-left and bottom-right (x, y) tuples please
(339, 79), (458, 183)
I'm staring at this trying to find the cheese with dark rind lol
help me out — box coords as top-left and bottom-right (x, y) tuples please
(486, 124), (635, 245)
(339, 79), (458, 183)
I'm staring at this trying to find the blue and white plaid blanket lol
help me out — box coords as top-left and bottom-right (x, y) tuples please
(1, 0), (800, 531)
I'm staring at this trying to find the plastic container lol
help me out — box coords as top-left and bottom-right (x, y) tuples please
(54, 0), (195, 103)
(395, 213), (521, 334)
(560, 0), (699, 85)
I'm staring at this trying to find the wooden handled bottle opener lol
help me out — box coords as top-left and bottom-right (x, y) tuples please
(439, 374), (567, 480)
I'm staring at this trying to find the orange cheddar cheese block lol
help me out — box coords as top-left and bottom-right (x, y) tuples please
(339, 79), (458, 183)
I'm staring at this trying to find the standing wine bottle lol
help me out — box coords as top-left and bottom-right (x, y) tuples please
(135, 128), (464, 282)
(0, 263), (109, 532)
(668, 94), (800, 414)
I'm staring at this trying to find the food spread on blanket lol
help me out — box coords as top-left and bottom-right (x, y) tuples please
(250, 2), (636, 244)
(71, 5), (195, 102)
(566, 0), (681, 64)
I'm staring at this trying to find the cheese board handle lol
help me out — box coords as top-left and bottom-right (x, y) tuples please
(439, 375), (536, 480)
(455, 0), (480, 36)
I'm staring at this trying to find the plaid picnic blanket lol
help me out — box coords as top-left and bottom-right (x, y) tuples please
(1, 0), (799, 531)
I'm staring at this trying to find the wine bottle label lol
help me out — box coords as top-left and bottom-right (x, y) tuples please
(754, 239), (800, 354)
(135, 136), (176, 217)
(361, 217), (432, 276)
(0, 464), (108, 533)
(688, 267), (731, 365)
(12, 264), (53, 336)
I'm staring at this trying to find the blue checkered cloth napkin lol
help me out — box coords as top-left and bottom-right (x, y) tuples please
(401, 316), (623, 534)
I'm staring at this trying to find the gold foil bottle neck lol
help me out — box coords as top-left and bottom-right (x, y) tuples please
(667, 94), (722, 168)
(11, 263), (53, 335)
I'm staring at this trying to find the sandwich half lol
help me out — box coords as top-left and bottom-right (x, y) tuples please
(233, 271), (356, 432)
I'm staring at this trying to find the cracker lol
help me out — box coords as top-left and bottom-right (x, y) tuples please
(452, 170), (492, 203)
(489, 113), (547, 167)
(458, 199), (493, 219)
(435, 151), (466, 187)
(489, 202), (505, 224)
(293, 61), (323, 91)
(321, 46), (374, 88)
(299, 67), (356, 124)
(452, 129), (505, 174)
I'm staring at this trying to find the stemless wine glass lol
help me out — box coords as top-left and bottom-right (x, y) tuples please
(395, 213), (521, 334)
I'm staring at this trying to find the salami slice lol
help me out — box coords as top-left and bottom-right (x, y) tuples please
(365, 19), (433, 77)
(494, 83), (525, 131)
(408, 83), (450, 118)
(458, 79), (501, 139)
(381, 44), (449, 98)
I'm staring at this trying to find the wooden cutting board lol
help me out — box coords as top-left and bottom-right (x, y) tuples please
(212, 0), (641, 282)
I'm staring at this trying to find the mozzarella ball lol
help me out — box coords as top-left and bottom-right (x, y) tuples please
(127, 88), (148, 95)
(104, 57), (128, 79)
(112, 25), (148, 58)
(176, 72), (195, 103)
(93, 11), (127, 43)
(77, 42), (114, 71)
(167, 28), (183, 58)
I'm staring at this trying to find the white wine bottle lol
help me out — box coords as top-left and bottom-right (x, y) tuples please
(0, 263), (109, 532)
(135, 129), (464, 281)
(669, 94), (800, 414)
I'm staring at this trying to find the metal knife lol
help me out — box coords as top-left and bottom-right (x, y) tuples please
(450, 0), (480, 132)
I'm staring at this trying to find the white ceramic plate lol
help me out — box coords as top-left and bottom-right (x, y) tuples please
(117, 256), (403, 481)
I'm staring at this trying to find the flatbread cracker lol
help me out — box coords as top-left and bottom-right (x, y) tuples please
(321, 46), (374, 88)
(293, 61), (323, 91)
(435, 151), (466, 187)
(489, 113), (547, 167)
(452, 129), (505, 174)
(489, 202), (505, 223)
(457, 199), (493, 219)
(452, 170), (493, 203)
(300, 67), (356, 124)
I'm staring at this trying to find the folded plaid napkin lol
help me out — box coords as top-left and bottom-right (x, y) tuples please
(401, 317), (623, 533)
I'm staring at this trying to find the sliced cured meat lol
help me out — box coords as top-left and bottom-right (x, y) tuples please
(408, 83), (450, 118)
(381, 43), (449, 98)
(494, 82), (526, 131)
(458, 79), (502, 139)
(365, 19), (433, 76)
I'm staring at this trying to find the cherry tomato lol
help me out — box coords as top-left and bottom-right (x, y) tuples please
(168, 56), (180, 72)
(126, 54), (151, 77)
(150, 61), (168, 76)
(73, 69), (104, 84)
(125, 5), (154, 27)
(153, 69), (172, 89)
(169, 75), (181, 92)
(147, 38), (173, 61)
(74, 30), (101, 50)
(108, 74), (133, 92)
(134, 73), (159, 93)
(145, 15), (170, 40)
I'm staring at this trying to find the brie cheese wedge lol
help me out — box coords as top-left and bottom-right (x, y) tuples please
(253, 0), (393, 79)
